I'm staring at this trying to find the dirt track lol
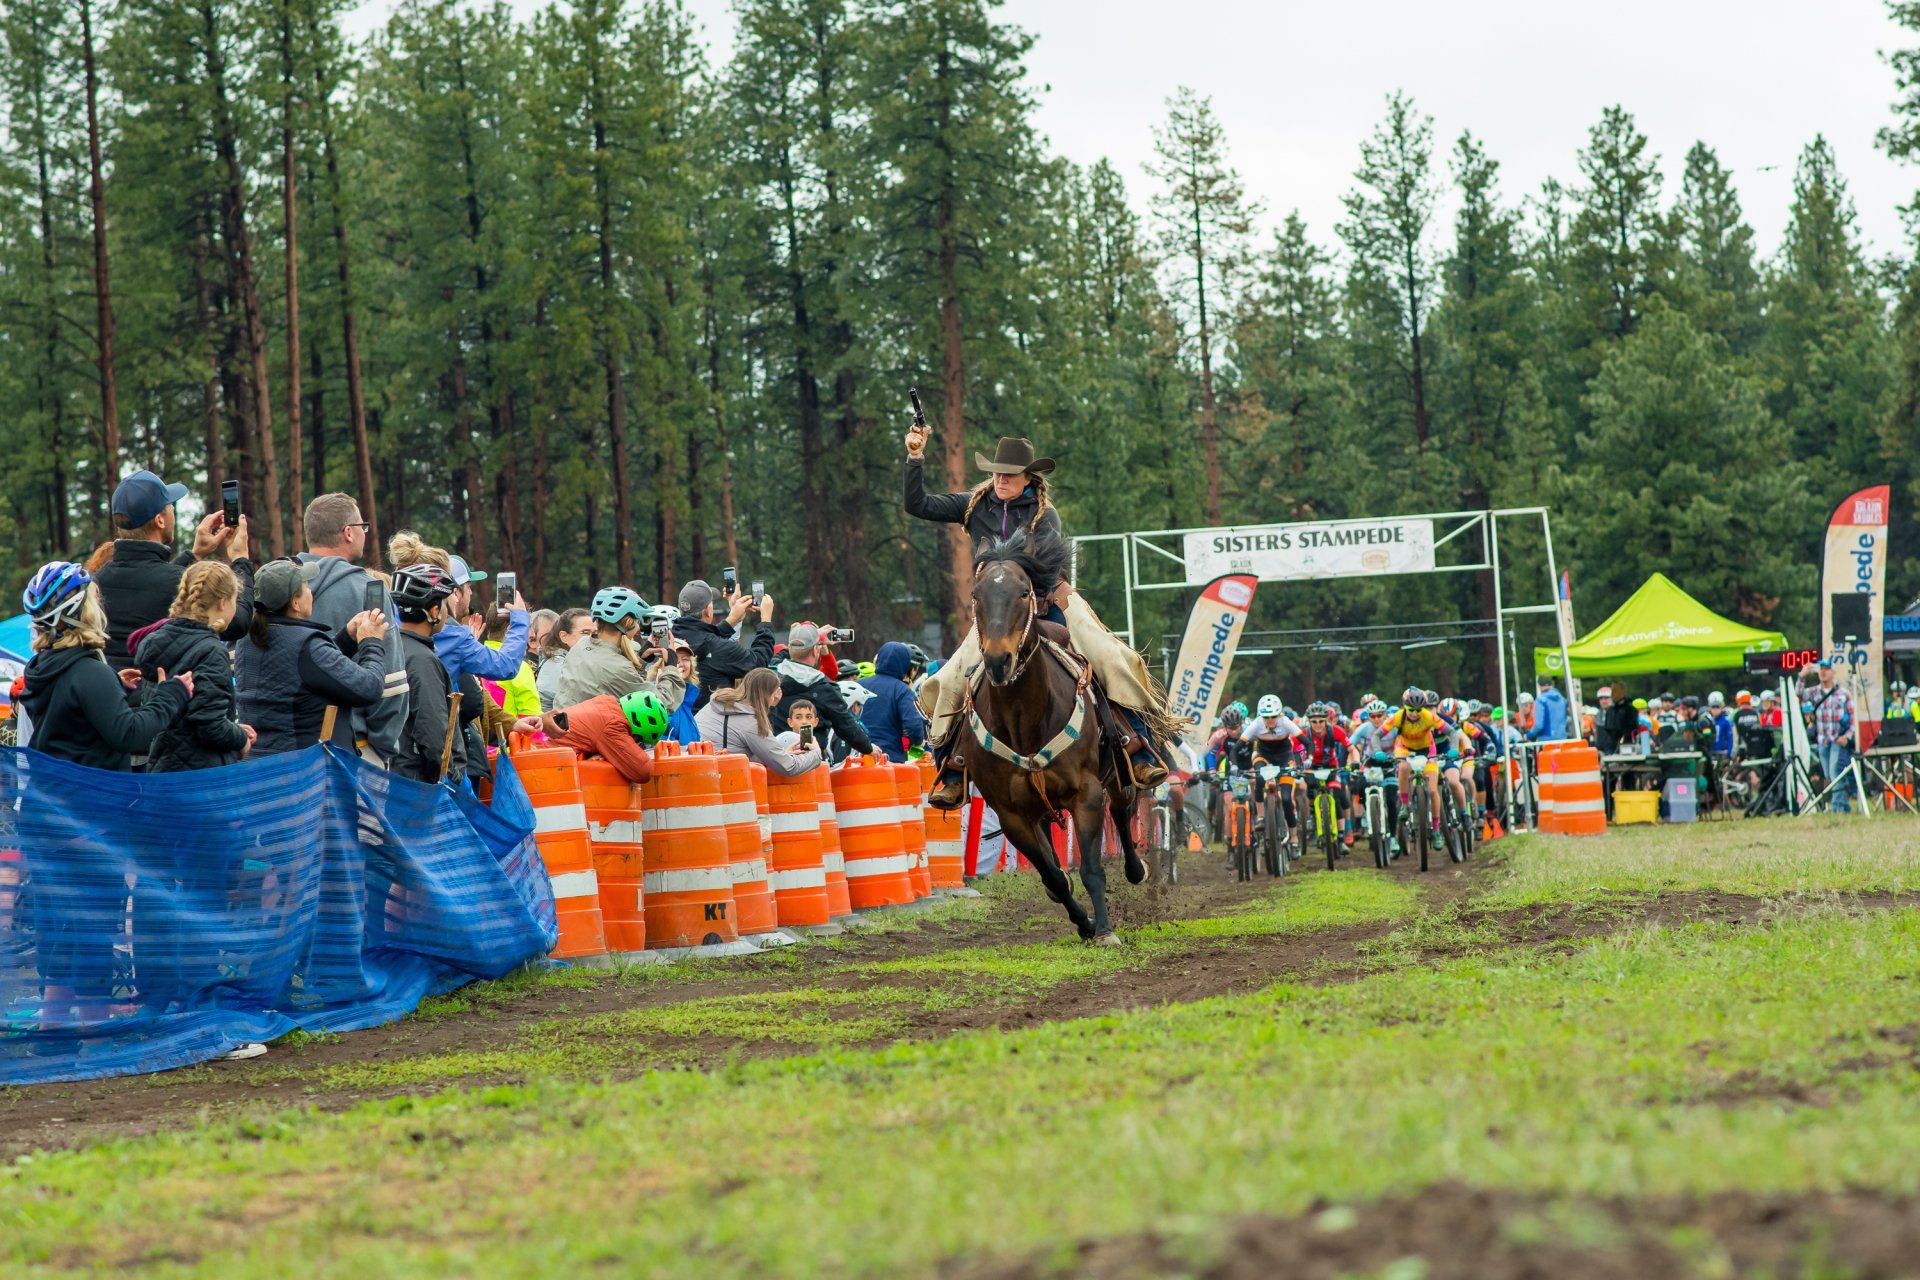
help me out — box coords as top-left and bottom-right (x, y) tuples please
(950, 1183), (1920, 1280)
(2, 841), (1905, 1160)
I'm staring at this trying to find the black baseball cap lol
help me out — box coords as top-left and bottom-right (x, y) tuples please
(112, 470), (190, 529)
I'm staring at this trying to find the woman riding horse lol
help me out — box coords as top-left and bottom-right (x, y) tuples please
(905, 425), (1179, 808)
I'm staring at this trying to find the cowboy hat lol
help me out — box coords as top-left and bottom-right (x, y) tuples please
(975, 436), (1055, 476)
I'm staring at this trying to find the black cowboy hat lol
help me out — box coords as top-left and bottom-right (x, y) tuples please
(975, 436), (1056, 476)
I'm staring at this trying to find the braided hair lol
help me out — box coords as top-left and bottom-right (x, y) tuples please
(961, 471), (1053, 535)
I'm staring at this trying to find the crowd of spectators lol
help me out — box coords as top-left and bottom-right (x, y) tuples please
(16, 468), (939, 796)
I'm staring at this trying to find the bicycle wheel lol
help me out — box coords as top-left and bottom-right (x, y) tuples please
(1415, 786), (1432, 872)
(1263, 801), (1286, 877)
(1443, 792), (1465, 864)
(1368, 790), (1389, 869)
(1319, 793), (1338, 871)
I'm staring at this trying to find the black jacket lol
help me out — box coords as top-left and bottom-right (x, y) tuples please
(233, 617), (387, 757)
(771, 657), (872, 756)
(17, 645), (189, 771)
(672, 615), (774, 698)
(132, 618), (250, 772)
(390, 629), (456, 784)
(903, 456), (1064, 552)
(95, 539), (255, 668)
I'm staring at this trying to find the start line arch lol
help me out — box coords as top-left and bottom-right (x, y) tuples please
(1071, 507), (1579, 726)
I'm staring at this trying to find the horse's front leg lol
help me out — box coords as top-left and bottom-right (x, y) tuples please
(1074, 793), (1116, 943)
(1110, 792), (1146, 886)
(1001, 809), (1093, 940)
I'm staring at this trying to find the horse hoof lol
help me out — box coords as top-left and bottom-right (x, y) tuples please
(1089, 932), (1121, 947)
(1124, 858), (1146, 886)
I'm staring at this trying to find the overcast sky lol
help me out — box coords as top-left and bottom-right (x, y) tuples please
(351, 0), (1920, 262)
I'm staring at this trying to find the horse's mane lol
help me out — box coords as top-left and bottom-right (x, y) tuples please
(975, 529), (1071, 598)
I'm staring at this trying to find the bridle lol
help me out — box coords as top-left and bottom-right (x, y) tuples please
(974, 562), (1040, 687)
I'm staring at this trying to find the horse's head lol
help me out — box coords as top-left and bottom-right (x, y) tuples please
(973, 531), (1070, 687)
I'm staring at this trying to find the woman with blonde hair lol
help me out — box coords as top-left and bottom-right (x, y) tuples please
(15, 561), (193, 769)
(131, 560), (256, 772)
(694, 667), (820, 777)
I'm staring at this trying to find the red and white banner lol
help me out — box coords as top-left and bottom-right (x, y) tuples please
(1820, 485), (1889, 750)
(1164, 574), (1258, 750)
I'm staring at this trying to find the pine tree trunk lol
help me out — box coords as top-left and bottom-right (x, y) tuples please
(590, 78), (633, 583)
(935, 47), (969, 650)
(1193, 191), (1221, 526)
(701, 255), (740, 572)
(31, 47), (72, 546)
(203, 0), (284, 558)
(780, 158), (831, 614)
(192, 233), (226, 496)
(449, 338), (488, 564)
(278, 5), (304, 530)
(79, 0), (120, 485)
(308, 16), (378, 565)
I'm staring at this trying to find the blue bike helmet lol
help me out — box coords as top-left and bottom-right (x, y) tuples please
(590, 586), (648, 627)
(23, 561), (92, 635)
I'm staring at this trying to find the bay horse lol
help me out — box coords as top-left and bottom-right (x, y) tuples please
(963, 532), (1144, 943)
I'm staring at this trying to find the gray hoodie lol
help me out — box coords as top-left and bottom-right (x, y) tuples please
(695, 699), (823, 777)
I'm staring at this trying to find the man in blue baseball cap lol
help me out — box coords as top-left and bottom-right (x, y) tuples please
(95, 469), (254, 667)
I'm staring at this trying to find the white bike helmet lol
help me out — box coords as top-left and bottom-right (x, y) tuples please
(1256, 694), (1283, 718)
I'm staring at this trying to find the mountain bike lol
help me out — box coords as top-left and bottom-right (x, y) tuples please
(1142, 783), (1176, 885)
(1226, 770), (1256, 882)
(1400, 757), (1440, 872)
(1305, 767), (1343, 871)
(1256, 764), (1288, 878)
(1438, 761), (1471, 865)
(1360, 765), (1392, 869)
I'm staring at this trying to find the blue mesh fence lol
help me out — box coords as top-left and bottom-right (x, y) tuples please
(0, 745), (556, 1085)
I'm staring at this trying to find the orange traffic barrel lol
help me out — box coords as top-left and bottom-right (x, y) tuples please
(578, 758), (645, 953)
(516, 746), (607, 960)
(716, 752), (777, 935)
(891, 761), (931, 898)
(1554, 744), (1606, 835)
(831, 754), (914, 908)
(766, 765), (829, 927)
(638, 740), (737, 947)
(1533, 743), (1560, 833)
(917, 756), (965, 889)
(815, 768), (852, 917)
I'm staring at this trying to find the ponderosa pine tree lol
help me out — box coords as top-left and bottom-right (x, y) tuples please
(1149, 86), (1257, 526)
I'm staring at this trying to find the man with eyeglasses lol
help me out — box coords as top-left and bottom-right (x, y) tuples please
(296, 491), (407, 762)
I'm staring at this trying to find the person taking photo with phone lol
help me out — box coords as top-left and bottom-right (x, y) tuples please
(772, 622), (872, 757)
(234, 559), (391, 756)
(551, 586), (686, 712)
(672, 577), (777, 702)
(94, 468), (255, 669)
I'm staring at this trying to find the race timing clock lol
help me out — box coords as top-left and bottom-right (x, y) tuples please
(1742, 647), (1821, 677)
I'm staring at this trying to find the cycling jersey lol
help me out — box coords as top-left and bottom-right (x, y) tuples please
(1300, 723), (1350, 769)
(1381, 706), (1446, 751)
(1239, 714), (1299, 766)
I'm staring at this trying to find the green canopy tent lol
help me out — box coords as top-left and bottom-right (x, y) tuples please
(1534, 572), (1788, 677)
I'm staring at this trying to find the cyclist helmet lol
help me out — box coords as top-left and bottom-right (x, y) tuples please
(642, 603), (681, 630)
(1401, 685), (1421, 707)
(1255, 694), (1283, 719)
(23, 561), (92, 634)
(590, 586), (648, 627)
(618, 689), (672, 744)
(1438, 696), (1457, 717)
(905, 643), (931, 672)
(1306, 701), (1331, 720)
(1227, 699), (1249, 719)
(838, 678), (872, 707)
(1221, 705), (1245, 731)
(856, 661), (877, 679)
(1365, 699), (1388, 718)
(390, 563), (456, 620)
(1492, 706), (1506, 720)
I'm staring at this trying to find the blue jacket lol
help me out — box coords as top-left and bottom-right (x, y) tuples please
(1710, 710), (1734, 754)
(435, 611), (529, 687)
(668, 680), (701, 744)
(1526, 686), (1570, 742)
(860, 641), (927, 763)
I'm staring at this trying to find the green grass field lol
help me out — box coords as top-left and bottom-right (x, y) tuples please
(5, 816), (1918, 1277)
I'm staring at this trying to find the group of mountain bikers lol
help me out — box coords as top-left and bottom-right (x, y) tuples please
(1195, 686), (1520, 868)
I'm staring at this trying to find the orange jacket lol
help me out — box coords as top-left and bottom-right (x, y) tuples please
(542, 695), (654, 783)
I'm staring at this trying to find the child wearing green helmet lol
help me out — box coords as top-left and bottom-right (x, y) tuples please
(515, 689), (669, 783)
